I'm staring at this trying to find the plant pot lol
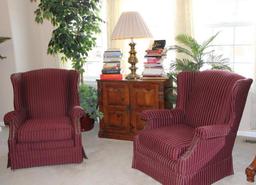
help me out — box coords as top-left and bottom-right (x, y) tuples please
(80, 114), (94, 132)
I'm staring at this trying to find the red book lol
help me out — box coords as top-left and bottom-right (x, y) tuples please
(100, 74), (123, 80)
(145, 58), (162, 64)
(146, 49), (164, 54)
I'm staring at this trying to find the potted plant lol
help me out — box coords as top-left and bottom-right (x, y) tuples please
(79, 84), (103, 131)
(33, 0), (104, 130)
(33, 0), (102, 83)
(167, 32), (231, 104)
(0, 37), (11, 60)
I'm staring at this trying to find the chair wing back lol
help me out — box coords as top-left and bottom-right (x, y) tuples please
(176, 71), (252, 128)
(229, 78), (253, 132)
(11, 69), (79, 118)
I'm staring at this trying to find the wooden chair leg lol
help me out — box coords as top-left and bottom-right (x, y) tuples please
(246, 156), (256, 182)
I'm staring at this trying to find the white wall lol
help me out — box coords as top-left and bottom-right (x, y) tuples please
(0, 0), (59, 122)
(239, 90), (256, 131)
(7, 0), (59, 71)
(0, 0), (16, 124)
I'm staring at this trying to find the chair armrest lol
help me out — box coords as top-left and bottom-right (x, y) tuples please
(177, 124), (231, 174)
(141, 109), (185, 130)
(69, 106), (85, 135)
(178, 136), (226, 174)
(4, 110), (27, 126)
(69, 106), (85, 119)
(195, 124), (230, 139)
(4, 110), (27, 140)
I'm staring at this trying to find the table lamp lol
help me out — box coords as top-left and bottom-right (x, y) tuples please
(112, 11), (152, 80)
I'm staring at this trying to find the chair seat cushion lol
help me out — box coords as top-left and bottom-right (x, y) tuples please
(138, 124), (195, 160)
(17, 117), (73, 143)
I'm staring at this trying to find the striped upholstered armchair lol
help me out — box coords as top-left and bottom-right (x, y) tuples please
(132, 70), (252, 185)
(4, 69), (86, 169)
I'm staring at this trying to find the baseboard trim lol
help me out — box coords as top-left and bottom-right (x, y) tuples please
(238, 130), (256, 138)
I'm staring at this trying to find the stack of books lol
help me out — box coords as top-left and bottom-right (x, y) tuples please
(100, 49), (123, 80)
(142, 47), (167, 79)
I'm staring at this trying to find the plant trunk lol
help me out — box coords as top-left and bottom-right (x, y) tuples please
(80, 72), (84, 84)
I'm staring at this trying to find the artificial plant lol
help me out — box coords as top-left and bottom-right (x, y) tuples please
(0, 37), (11, 60)
(34, 0), (102, 83)
(79, 84), (103, 122)
(167, 33), (231, 104)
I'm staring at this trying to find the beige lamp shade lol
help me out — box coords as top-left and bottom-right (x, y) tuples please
(112, 11), (153, 40)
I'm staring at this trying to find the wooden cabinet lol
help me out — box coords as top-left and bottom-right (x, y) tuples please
(97, 79), (172, 140)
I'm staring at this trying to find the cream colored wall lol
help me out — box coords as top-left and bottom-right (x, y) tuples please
(0, 0), (16, 125)
(7, 0), (59, 71)
(0, 0), (59, 123)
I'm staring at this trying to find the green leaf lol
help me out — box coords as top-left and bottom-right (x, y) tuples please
(167, 32), (232, 106)
(33, 0), (103, 75)
(176, 34), (199, 49)
(79, 84), (103, 121)
(200, 32), (219, 52)
(172, 45), (198, 62)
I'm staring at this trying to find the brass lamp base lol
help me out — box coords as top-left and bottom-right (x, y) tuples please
(126, 73), (140, 80)
(125, 42), (140, 80)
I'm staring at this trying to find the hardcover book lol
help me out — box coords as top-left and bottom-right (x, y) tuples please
(142, 68), (164, 76)
(103, 62), (121, 69)
(100, 74), (123, 80)
(152, 40), (166, 50)
(102, 69), (121, 74)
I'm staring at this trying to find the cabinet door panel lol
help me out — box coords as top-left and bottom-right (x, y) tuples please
(103, 107), (130, 133)
(130, 111), (145, 133)
(130, 83), (160, 109)
(102, 83), (129, 106)
(97, 79), (168, 140)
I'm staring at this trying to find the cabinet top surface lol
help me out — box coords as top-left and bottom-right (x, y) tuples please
(97, 79), (170, 83)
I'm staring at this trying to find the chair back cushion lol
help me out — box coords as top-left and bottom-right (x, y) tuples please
(21, 69), (70, 118)
(182, 71), (247, 127)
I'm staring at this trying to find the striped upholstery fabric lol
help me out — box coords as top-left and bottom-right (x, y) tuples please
(4, 68), (85, 169)
(185, 71), (242, 127)
(23, 70), (69, 118)
(17, 117), (73, 142)
(133, 70), (252, 185)
(138, 125), (194, 160)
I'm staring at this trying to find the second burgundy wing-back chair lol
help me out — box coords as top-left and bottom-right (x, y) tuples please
(132, 70), (252, 185)
(4, 68), (86, 169)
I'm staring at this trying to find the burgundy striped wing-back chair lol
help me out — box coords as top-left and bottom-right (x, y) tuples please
(4, 69), (86, 169)
(132, 70), (252, 185)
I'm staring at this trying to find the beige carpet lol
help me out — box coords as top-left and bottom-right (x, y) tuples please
(0, 125), (255, 185)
